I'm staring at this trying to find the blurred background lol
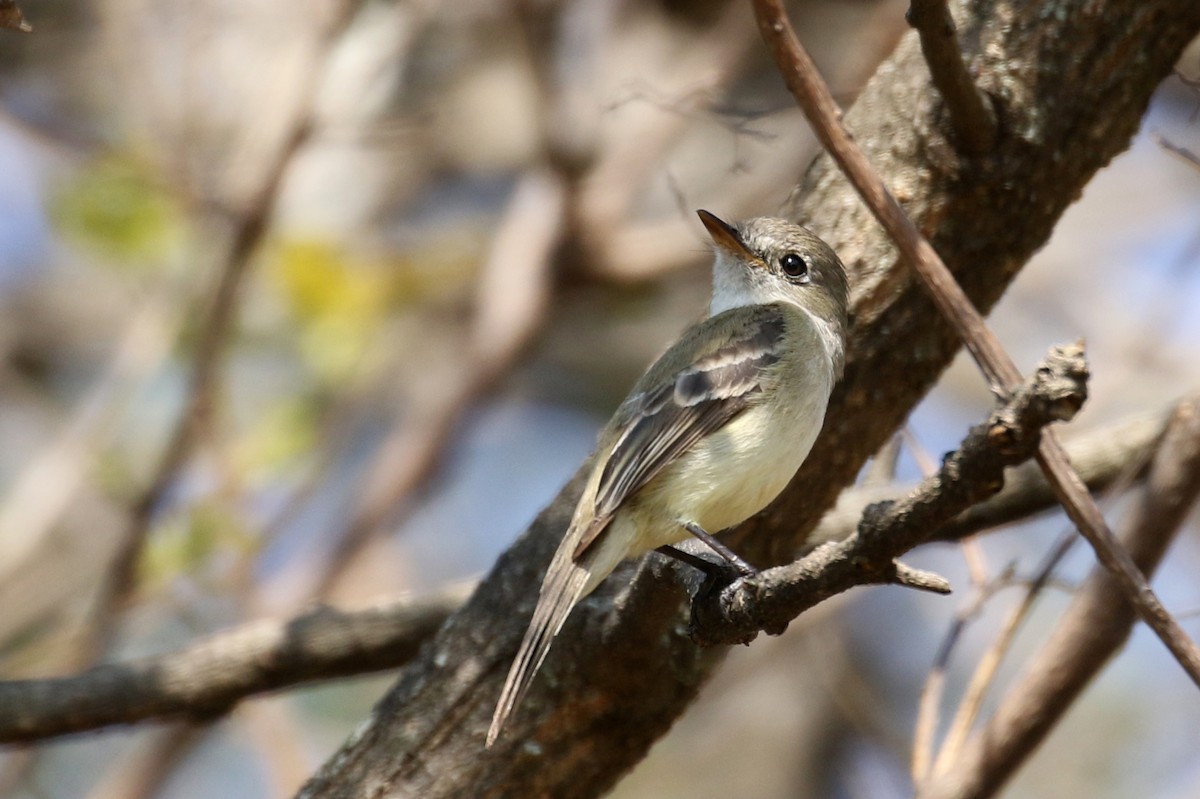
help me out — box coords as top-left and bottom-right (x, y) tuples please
(0, 0), (1198, 796)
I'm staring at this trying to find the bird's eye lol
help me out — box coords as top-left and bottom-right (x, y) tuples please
(780, 252), (808, 280)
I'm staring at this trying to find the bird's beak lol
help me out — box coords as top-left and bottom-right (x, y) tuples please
(697, 210), (760, 265)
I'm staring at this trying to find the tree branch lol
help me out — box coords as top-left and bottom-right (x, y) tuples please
(0, 587), (467, 744)
(689, 343), (1087, 646)
(906, 0), (997, 153)
(751, 0), (1200, 689)
(918, 396), (1200, 799)
(811, 409), (1168, 546)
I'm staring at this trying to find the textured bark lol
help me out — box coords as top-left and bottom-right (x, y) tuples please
(298, 2), (1200, 797)
(0, 589), (466, 744)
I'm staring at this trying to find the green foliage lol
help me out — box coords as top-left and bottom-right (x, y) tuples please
(139, 502), (254, 587)
(269, 237), (394, 382)
(234, 395), (319, 478)
(52, 154), (185, 266)
(266, 234), (479, 382)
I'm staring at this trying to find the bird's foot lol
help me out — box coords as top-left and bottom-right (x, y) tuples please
(655, 544), (749, 595)
(681, 522), (758, 577)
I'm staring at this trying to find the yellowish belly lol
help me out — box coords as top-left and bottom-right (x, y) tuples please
(631, 377), (831, 550)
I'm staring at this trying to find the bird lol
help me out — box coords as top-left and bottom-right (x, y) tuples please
(486, 210), (850, 746)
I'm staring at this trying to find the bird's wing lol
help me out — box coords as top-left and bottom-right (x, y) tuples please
(572, 304), (787, 559)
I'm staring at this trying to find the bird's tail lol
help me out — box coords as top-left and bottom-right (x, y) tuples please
(486, 540), (606, 747)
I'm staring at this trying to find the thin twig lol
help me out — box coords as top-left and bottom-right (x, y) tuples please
(930, 534), (1073, 779)
(918, 397), (1200, 799)
(912, 562), (1015, 783)
(922, 409), (1175, 782)
(750, 0), (1200, 689)
(927, 412), (1166, 542)
(864, 433), (904, 486)
(809, 409), (1166, 547)
(1154, 132), (1200, 171)
(906, 0), (996, 153)
(906, 419), (995, 778)
(812, 412), (1164, 556)
(906, 427), (990, 587)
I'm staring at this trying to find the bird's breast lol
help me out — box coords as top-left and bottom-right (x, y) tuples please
(642, 347), (834, 541)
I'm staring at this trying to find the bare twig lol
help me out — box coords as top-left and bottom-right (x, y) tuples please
(811, 410), (1168, 546)
(750, 0), (1200, 689)
(864, 433), (904, 486)
(0, 586), (468, 744)
(927, 534), (1072, 778)
(921, 406), (1158, 780)
(1154, 132), (1200, 171)
(912, 562), (1016, 782)
(689, 343), (1088, 647)
(906, 0), (996, 153)
(927, 412), (1166, 541)
(929, 424), (1156, 777)
(907, 417), (990, 781)
(918, 397), (1200, 799)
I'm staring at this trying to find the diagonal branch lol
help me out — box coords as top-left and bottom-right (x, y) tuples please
(927, 420), (1157, 777)
(907, 0), (997, 153)
(689, 343), (1088, 646)
(917, 396), (1200, 799)
(750, 0), (1200, 689)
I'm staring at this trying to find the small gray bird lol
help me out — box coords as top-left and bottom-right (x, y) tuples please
(487, 211), (849, 746)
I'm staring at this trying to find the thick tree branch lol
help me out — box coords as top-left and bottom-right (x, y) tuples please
(295, 3), (1200, 797)
(751, 0), (1200, 688)
(690, 343), (1087, 646)
(0, 588), (466, 744)
(918, 397), (1200, 799)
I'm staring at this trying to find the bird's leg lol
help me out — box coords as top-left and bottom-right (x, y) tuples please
(681, 522), (758, 577)
(655, 545), (722, 574)
(654, 545), (748, 597)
